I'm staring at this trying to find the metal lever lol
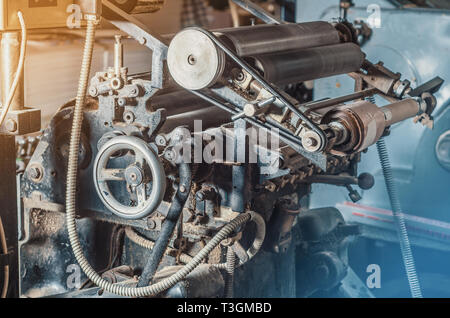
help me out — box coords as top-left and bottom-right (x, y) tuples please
(408, 76), (444, 97)
(231, 0), (283, 25)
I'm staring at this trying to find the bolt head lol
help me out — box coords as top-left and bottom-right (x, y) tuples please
(5, 119), (17, 133)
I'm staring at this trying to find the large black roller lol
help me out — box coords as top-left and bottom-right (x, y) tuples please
(250, 43), (365, 85)
(217, 22), (342, 57)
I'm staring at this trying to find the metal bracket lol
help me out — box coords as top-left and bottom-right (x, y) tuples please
(102, 0), (168, 90)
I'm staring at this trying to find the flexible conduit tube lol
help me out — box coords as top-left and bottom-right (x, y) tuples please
(124, 227), (194, 264)
(246, 211), (266, 261)
(225, 246), (236, 298)
(376, 138), (423, 298)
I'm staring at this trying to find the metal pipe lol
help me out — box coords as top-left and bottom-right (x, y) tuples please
(1, 32), (24, 111)
(114, 35), (123, 77)
(137, 163), (192, 288)
(381, 99), (420, 126)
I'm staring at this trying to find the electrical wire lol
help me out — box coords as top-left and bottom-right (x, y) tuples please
(0, 216), (9, 298)
(0, 11), (27, 128)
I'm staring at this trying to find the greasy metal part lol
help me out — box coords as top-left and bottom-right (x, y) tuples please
(322, 97), (423, 154)
(137, 163), (191, 288)
(114, 35), (123, 77)
(1, 32), (24, 111)
(381, 99), (420, 126)
(177, 27), (328, 153)
(217, 21), (341, 57)
(102, 0), (168, 90)
(303, 88), (377, 114)
(322, 100), (386, 153)
(269, 198), (300, 253)
(188, 89), (328, 170)
(251, 43), (364, 85)
(230, 0), (283, 25)
(161, 106), (231, 133)
(151, 90), (219, 116)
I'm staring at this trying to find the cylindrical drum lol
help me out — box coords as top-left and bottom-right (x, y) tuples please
(250, 43), (365, 85)
(217, 22), (341, 57)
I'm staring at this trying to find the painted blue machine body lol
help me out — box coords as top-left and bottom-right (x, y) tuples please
(290, 0), (450, 297)
(294, 0), (450, 224)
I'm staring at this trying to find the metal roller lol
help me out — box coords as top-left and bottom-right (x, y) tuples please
(151, 90), (217, 116)
(250, 43), (365, 85)
(217, 22), (341, 57)
(151, 91), (231, 133)
(161, 106), (231, 133)
(167, 22), (342, 90)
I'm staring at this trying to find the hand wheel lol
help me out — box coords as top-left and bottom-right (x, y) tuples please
(93, 136), (166, 219)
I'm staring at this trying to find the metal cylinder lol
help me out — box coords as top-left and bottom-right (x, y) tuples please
(381, 99), (420, 126)
(151, 90), (218, 116)
(168, 22), (343, 90)
(161, 107), (231, 133)
(250, 43), (365, 85)
(114, 35), (123, 77)
(217, 22), (341, 57)
(1, 32), (24, 110)
(153, 91), (231, 133)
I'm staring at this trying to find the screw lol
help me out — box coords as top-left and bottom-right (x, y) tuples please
(179, 185), (186, 193)
(187, 54), (197, 65)
(29, 166), (43, 182)
(5, 119), (17, 133)
(139, 37), (147, 45)
(303, 137), (317, 147)
(147, 219), (156, 229)
(155, 135), (167, 147)
(164, 149), (176, 161)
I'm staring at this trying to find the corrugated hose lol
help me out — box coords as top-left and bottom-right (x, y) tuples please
(367, 95), (423, 298)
